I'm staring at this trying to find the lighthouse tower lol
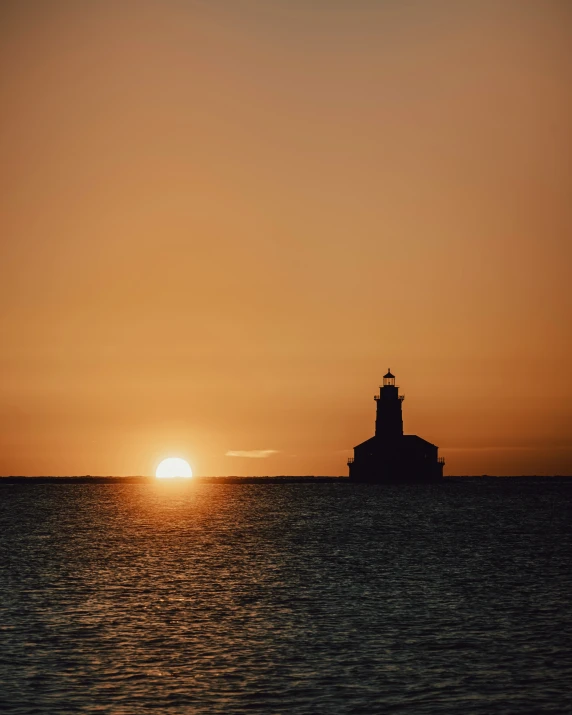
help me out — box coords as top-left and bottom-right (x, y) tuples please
(375, 370), (404, 440)
(348, 369), (444, 483)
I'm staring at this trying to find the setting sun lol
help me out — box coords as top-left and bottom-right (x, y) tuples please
(155, 458), (193, 479)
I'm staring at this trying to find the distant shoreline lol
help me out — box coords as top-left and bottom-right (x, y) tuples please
(0, 475), (571, 484)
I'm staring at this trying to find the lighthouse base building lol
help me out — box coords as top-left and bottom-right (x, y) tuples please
(348, 370), (444, 483)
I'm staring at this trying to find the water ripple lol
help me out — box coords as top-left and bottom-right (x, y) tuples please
(1, 479), (571, 713)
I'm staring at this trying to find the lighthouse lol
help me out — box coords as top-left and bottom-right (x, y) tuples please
(375, 370), (404, 439)
(348, 370), (444, 483)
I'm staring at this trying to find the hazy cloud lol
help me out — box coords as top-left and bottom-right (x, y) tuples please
(443, 446), (569, 452)
(226, 450), (279, 459)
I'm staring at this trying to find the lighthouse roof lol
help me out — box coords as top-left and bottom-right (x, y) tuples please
(383, 369), (395, 379)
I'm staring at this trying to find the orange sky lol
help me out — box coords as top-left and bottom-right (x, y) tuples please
(1, 0), (571, 476)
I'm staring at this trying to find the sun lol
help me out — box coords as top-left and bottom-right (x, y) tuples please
(155, 457), (193, 479)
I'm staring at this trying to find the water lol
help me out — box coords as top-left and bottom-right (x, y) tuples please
(1, 479), (571, 714)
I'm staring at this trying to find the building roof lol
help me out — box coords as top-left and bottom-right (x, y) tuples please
(403, 434), (437, 449)
(383, 369), (395, 379)
(354, 436), (377, 450)
(353, 434), (438, 450)
(354, 434), (437, 449)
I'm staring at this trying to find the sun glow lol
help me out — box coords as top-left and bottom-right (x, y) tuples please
(155, 457), (193, 479)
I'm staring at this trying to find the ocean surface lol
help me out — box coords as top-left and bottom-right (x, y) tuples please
(1, 478), (571, 714)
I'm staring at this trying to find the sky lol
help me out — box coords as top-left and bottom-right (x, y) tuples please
(1, 0), (571, 476)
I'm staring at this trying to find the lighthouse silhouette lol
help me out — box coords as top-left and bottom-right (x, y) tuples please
(348, 370), (445, 482)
